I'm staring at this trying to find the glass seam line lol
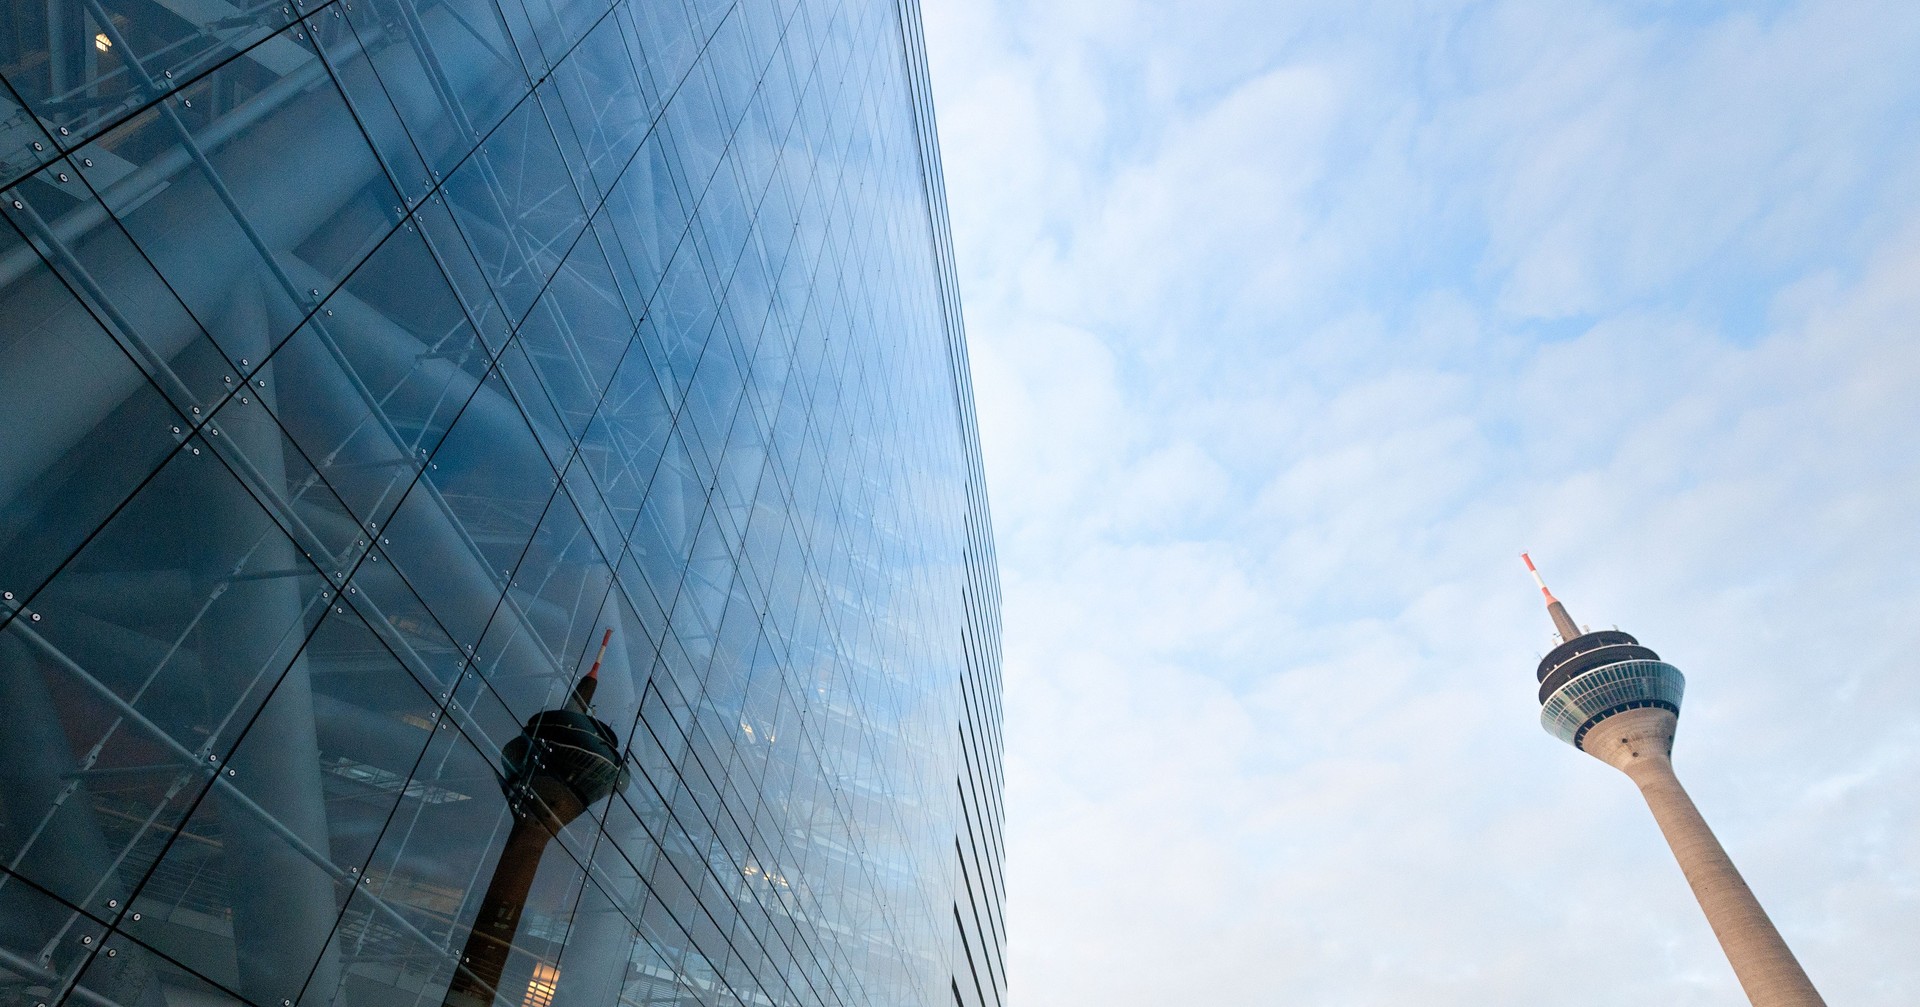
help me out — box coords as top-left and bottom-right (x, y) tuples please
(1, 615), (483, 991)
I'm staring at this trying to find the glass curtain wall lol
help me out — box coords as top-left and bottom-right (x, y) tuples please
(0, 0), (1004, 1004)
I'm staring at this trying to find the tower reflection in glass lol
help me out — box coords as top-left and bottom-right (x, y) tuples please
(444, 632), (628, 1007)
(0, 0), (1005, 1002)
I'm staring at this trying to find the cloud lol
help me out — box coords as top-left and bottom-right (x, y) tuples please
(923, 0), (1920, 1002)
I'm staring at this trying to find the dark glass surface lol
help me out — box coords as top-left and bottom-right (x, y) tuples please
(1, 0), (1004, 1004)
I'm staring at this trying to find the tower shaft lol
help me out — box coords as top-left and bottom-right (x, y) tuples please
(1527, 554), (1829, 1005)
(442, 644), (629, 1007)
(1583, 709), (1826, 1006)
(444, 816), (551, 1007)
(1632, 761), (1826, 1006)
(1544, 597), (1580, 643)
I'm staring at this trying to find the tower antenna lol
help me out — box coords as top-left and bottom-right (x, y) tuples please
(587, 627), (613, 680)
(1521, 552), (1582, 643)
(447, 627), (627, 1007)
(567, 628), (614, 714)
(1526, 558), (1828, 1004)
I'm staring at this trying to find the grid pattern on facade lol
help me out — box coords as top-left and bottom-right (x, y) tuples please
(1540, 660), (1687, 745)
(0, 0), (1003, 1003)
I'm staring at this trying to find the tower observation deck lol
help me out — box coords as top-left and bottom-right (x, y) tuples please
(1523, 554), (1827, 1007)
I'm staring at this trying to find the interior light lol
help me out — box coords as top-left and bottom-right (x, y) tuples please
(522, 963), (560, 1007)
(94, 33), (111, 52)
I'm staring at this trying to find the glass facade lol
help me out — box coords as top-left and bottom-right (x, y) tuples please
(0, 0), (1005, 1005)
(1539, 659), (1686, 747)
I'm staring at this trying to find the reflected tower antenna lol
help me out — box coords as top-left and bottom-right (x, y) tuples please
(442, 628), (628, 1007)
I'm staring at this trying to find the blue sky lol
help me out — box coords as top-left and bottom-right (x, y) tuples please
(921, 0), (1920, 1002)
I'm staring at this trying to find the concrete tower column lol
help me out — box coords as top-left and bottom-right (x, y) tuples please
(1525, 554), (1828, 1007)
(1582, 710), (1825, 1007)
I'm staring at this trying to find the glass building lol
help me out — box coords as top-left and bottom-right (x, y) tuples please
(0, 0), (1005, 1004)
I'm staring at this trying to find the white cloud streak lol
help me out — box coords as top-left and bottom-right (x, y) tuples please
(922, 0), (1920, 1002)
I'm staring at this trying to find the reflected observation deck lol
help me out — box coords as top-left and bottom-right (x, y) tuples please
(0, 0), (1007, 999)
(443, 631), (628, 1007)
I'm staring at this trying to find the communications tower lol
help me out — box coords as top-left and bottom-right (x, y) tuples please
(1523, 554), (1826, 1007)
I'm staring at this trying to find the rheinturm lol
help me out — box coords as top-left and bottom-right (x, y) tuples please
(1525, 554), (1827, 1007)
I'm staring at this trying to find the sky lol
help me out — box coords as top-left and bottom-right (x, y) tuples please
(917, 0), (1920, 1003)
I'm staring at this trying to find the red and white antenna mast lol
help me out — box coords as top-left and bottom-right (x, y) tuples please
(1522, 552), (1583, 643)
(568, 628), (613, 713)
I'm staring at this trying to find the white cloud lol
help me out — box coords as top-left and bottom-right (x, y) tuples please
(923, 0), (1920, 1002)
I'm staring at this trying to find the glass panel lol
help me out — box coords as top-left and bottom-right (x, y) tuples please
(602, 129), (689, 313)
(670, 510), (731, 670)
(548, 879), (640, 1007)
(315, 7), (435, 207)
(513, 227), (637, 444)
(494, 336), (577, 469)
(93, 24), (404, 339)
(342, 0), (531, 175)
(0, 83), (60, 190)
(266, 219), (496, 533)
(562, 455), (623, 565)
(312, 715), (597, 1007)
(613, 550), (668, 655)
(723, 239), (774, 358)
(11, 425), (333, 764)
(19, 151), (243, 398)
(683, 329), (746, 473)
(0, 0), (299, 147)
(442, 86), (588, 326)
(643, 249), (718, 408)
(301, 603), (448, 864)
(0, 872), (114, 1006)
(0, 206), (190, 605)
(576, 336), (672, 541)
(627, 429), (705, 615)
(549, 12), (656, 199)
(471, 492), (612, 719)
(735, 0), (786, 86)
(415, 193), (515, 351)
(661, 67), (727, 200)
(704, 16), (754, 132)
(584, 212), (646, 325)
(532, 77), (602, 208)
(625, 0), (698, 97)
(78, 914), (247, 1007)
(681, 0), (733, 50)
(488, 0), (550, 80)
(377, 363), (553, 651)
(517, 0), (614, 72)
(4, 0), (1008, 1002)
(101, 604), (443, 1005)
(0, 617), (208, 915)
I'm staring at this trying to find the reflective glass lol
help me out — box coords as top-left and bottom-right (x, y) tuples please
(0, 207), (191, 604)
(551, 13), (657, 198)
(0, 0), (1003, 1004)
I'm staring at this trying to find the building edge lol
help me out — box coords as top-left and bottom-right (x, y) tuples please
(886, 6), (1008, 1007)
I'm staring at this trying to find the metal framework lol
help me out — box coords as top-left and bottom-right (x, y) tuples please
(0, 0), (1005, 1003)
